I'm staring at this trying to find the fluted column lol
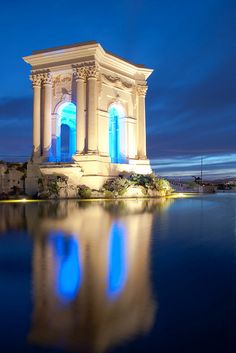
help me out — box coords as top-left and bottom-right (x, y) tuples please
(30, 73), (41, 159)
(87, 63), (99, 154)
(137, 84), (148, 159)
(73, 66), (86, 154)
(41, 72), (52, 160)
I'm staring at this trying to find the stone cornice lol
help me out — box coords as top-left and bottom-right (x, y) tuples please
(23, 43), (153, 80)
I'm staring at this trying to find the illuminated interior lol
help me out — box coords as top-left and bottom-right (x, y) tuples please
(108, 103), (126, 163)
(107, 221), (127, 299)
(55, 102), (76, 162)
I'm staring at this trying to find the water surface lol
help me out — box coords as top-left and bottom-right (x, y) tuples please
(0, 194), (235, 353)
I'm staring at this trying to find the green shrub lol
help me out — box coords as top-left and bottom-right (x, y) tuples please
(104, 190), (114, 198)
(128, 173), (173, 194)
(47, 179), (59, 195)
(103, 177), (132, 195)
(128, 173), (155, 188)
(78, 185), (92, 199)
(102, 174), (173, 197)
(153, 178), (173, 192)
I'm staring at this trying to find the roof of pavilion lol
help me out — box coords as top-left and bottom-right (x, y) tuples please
(31, 40), (146, 68)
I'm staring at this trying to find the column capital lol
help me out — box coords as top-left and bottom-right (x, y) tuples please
(136, 84), (148, 97)
(73, 65), (87, 81)
(30, 73), (41, 87)
(41, 72), (53, 86)
(86, 62), (99, 79)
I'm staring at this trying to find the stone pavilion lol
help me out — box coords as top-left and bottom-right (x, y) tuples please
(23, 41), (153, 192)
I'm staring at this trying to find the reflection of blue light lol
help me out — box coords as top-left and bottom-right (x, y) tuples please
(109, 105), (126, 163)
(50, 232), (82, 302)
(107, 222), (127, 299)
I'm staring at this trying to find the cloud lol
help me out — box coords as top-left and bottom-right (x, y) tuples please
(146, 55), (236, 160)
(0, 96), (32, 121)
(151, 154), (236, 179)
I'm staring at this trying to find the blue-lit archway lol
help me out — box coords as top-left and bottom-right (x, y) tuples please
(108, 103), (126, 163)
(107, 221), (127, 299)
(56, 102), (76, 162)
(49, 232), (82, 303)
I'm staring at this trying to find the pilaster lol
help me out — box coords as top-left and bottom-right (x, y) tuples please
(41, 72), (53, 160)
(86, 62), (99, 154)
(137, 84), (148, 159)
(30, 73), (42, 159)
(73, 65), (86, 154)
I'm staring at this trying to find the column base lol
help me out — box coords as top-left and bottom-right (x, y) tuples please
(72, 154), (152, 184)
(28, 154), (153, 191)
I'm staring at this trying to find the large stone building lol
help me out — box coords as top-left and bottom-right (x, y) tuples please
(23, 41), (153, 192)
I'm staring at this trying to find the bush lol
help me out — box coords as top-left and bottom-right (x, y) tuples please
(102, 173), (173, 197)
(127, 173), (173, 194)
(47, 179), (59, 196)
(153, 178), (173, 193)
(78, 185), (92, 199)
(103, 177), (132, 195)
(104, 190), (114, 198)
(128, 173), (155, 188)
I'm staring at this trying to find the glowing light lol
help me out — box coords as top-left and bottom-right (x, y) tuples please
(107, 221), (127, 299)
(168, 192), (199, 199)
(51, 102), (76, 162)
(50, 232), (82, 302)
(178, 193), (185, 198)
(108, 103), (126, 164)
(0, 199), (43, 203)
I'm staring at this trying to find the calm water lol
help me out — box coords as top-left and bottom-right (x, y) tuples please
(0, 194), (235, 353)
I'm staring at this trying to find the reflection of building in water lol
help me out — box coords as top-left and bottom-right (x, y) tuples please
(28, 200), (157, 353)
(0, 203), (26, 233)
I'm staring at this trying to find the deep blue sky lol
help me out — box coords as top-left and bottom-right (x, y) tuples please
(0, 0), (235, 178)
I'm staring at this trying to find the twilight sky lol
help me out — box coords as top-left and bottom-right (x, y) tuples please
(0, 0), (235, 179)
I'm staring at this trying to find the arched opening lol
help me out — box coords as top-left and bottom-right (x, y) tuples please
(56, 102), (76, 162)
(108, 103), (126, 163)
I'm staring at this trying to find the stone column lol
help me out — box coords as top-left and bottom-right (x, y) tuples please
(137, 84), (148, 159)
(87, 63), (99, 154)
(41, 72), (53, 160)
(73, 66), (86, 154)
(30, 73), (41, 159)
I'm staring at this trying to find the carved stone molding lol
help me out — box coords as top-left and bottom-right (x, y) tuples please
(136, 84), (148, 96)
(101, 74), (133, 91)
(53, 74), (72, 86)
(30, 73), (41, 87)
(52, 74), (72, 98)
(41, 72), (53, 86)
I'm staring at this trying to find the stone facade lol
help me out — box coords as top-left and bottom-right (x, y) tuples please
(23, 41), (153, 193)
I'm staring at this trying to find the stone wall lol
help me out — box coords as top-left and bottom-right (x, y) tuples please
(0, 162), (26, 196)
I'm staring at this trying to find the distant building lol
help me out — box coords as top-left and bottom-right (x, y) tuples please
(23, 41), (153, 193)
